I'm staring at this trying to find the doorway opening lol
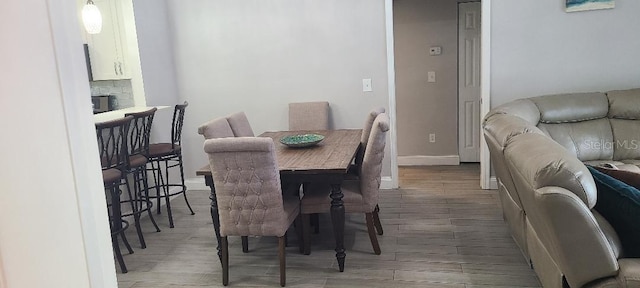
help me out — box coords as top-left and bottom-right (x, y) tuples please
(388, 0), (490, 188)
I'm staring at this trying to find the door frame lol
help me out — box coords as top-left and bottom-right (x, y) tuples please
(384, 0), (492, 189)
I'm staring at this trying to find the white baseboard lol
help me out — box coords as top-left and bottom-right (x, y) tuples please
(397, 155), (460, 166)
(380, 176), (394, 190)
(187, 177), (397, 191)
(489, 176), (498, 190)
(185, 178), (208, 191)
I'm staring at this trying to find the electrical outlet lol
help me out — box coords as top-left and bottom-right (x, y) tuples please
(362, 78), (372, 92)
(429, 133), (436, 143)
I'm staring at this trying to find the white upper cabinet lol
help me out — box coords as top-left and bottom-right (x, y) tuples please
(85, 0), (131, 80)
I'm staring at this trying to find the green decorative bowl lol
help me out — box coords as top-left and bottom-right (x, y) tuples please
(280, 133), (325, 148)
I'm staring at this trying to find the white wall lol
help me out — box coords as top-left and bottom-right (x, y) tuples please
(162, 0), (391, 180)
(133, 0), (181, 145)
(394, 0), (458, 157)
(0, 0), (116, 287)
(491, 0), (640, 107)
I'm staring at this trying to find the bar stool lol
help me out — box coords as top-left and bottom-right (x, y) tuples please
(147, 102), (194, 228)
(123, 108), (161, 248)
(96, 116), (135, 273)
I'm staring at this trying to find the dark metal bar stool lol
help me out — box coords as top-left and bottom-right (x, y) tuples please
(123, 108), (161, 249)
(147, 102), (194, 228)
(96, 116), (135, 273)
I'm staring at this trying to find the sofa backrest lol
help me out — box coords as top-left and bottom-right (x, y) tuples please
(607, 88), (640, 161)
(530, 92), (615, 162)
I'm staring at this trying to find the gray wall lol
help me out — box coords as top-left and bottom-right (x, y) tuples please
(160, 0), (391, 180)
(491, 0), (640, 107)
(394, 0), (458, 157)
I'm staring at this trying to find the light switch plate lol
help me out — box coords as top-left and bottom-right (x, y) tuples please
(362, 78), (372, 92)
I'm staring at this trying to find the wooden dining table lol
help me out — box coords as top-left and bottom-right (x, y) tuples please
(196, 129), (362, 272)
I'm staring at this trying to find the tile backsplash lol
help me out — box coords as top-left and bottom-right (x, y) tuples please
(90, 79), (134, 109)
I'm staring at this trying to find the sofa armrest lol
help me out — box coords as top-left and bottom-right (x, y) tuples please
(533, 186), (619, 288)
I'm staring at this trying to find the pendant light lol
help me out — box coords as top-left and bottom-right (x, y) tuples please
(82, 0), (103, 34)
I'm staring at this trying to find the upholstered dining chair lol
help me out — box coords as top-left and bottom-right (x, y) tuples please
(96, 116), (135, 273)
(204, 137), (302, 287)
(227, 111), (254, 137)
(123, 107), (161, 248)
(198, 116), (252, 252)
(288, 101), (330, 131)
(288, 101), (331, 232)
(300, 113), (389, 255)
(146, 102), (193, 229)
(354, 107), (386, 174)
(197, 116), (235, 139)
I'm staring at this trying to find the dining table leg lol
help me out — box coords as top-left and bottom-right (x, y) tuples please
(205, 175), (223, 263)
(329, 182), (346, 272)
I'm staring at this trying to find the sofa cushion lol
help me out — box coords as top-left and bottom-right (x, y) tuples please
(537, 118), (614, 161)
(588, 166), (640, 257)
(530, 92), (608, 123)
(610, 119), (640, 161)
(607, 88), (640, 120)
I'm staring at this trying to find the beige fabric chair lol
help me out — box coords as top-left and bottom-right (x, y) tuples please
(198, 116), (252, 251)
(354, 107), (386, 174)
(300, 113), (389, 255)
(227, 111), (254, 137)
(288, 101), (330, 131)
(204, 137), (301, 287)
(197, 117), (235, 139)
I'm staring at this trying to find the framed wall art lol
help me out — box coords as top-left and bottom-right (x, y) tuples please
(566, 0), (615, 12)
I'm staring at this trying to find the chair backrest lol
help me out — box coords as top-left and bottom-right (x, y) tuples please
(171, 101), (188, 148)
(204, 137), (289, 237)
(359, 113), (390, 212)
(227, 111), (254, 137)
(125, 107), (157, 156)
(197, 117), (235, 139)
(95, 116), (133, 171)
(288, 101), (330, 131)
(356, 107), (386, 167)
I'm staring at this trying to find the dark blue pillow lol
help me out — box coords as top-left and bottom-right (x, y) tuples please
(588, 166), (640, 257)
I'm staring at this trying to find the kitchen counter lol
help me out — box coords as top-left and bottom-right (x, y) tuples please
(93, 106), (170, 123)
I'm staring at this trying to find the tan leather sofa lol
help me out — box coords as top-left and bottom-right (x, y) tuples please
(483, 88), (640, 287)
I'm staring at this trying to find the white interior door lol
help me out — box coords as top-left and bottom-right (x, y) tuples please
(458, 2), (481, 162)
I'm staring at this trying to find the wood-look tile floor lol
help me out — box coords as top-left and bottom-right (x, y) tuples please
(117, 164), (541, 287)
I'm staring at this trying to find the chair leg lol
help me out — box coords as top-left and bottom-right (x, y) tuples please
(294, 214), (304, 254)
(365, 213), (381, 255)
(311, 213), (320, 234)
(221, 236), (229, 286)
(278, 236), (286, 287)
(241, 236), (249, 253)
(110, 185), (129, 273)
(302, 214), (311, 255)
(178, 154), (195, 215)
(149, 160), (162, 215)
(112, 233), (128, 273)
(163, 159), (175, 228)
(142, 168), (161, 232)
(373, 205), (383, 235)
(120, 229), (134, 254)
(125, 175), (146, 249)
